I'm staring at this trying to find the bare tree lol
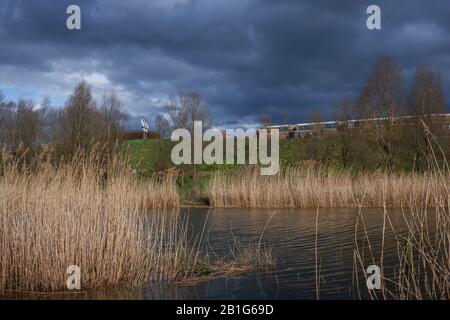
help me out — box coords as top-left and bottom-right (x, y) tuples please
(13, 99), (45, 161)
(185, 92), (212, 131)
(280, 112), (289, 125)
(37, 97), (53, 144)
(166, 96), (188, 130)
(309, 108), (324, 135)
(154, 114), (170, 138)
(101, 91), (128, 145)
(356, 56), (405, 119)
(165, 91), (212, 181)
(259, 114), (272, 128)
(355, 56), (405, 166)
(166, 91), (212, 132)
(0, 95), (16, 148)
(45, 82), (130, 159)
(409, 66), (448, 166)
(409, 66), (447, 125)
(41, 107), (60, 145)
(333, 98), (354, 167)
(57, 81), (97, 155)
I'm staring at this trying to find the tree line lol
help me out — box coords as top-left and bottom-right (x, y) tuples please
(262, 56), (449, 171)
(1, 56), (448, 171)
(0, 81), (128, 163)
(0, 79), (214, 169)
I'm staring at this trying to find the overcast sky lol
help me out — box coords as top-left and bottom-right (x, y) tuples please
(0, 0), (449, 129)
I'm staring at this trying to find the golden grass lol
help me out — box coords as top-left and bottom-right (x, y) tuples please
(209, 165), (449, 208)
(0, 148), (274, 294)
(353, 204), (450, 299)
(0, 149), (184, 293)
(352, 127), (450, 300)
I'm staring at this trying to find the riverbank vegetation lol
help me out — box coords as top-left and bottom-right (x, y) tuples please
(0, 55), (448, 297)
(123, 134), (449, 208)
(208, 165), (448, 208)
(1, 56), (449, 208)
(0, 148), (273, 294)
(352, 134), (449, 299)
(0, 149), (178, 293)
(353, 202), (450, 299)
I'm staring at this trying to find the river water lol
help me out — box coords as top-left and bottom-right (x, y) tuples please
(139, 209), (414, 299)
(138, 207), (412, 300)
(7, 207), (426, 300)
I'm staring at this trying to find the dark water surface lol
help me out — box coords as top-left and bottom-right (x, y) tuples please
(139, 207), (412, 300)
(7, 207), (421, 300)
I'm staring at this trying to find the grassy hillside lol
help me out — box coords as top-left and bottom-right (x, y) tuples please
(122, 134), (447, 205)
(123, 139), (173, 175)
(123, 139), (243, 176)
(123, 135), (347, 176)
(123, 130), (442, 176)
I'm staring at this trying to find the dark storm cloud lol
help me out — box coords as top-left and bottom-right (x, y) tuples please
(0, 0), (449, 127)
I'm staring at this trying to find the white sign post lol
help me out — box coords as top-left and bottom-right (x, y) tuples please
(141, 118), (149, 140)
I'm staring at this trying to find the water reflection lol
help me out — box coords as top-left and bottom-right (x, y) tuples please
(4, 207), (433, 300)
(142, 207), (419, 300)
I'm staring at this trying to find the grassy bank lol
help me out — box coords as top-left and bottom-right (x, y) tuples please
(123, 132), (450, 176)
(123, 138), (449, 208)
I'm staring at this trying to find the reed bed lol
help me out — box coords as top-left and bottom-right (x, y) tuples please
(353, 127), (450, 300)
(0, 150), (184, 293)
(0, 149), (273, 294)
(209, 166), (449, 208)
(353, 203), (450, 300)
(352, 180), (450, 299)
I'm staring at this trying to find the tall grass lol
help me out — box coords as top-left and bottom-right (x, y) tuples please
(0, 148), (273, 294)
(0, 149), (183, 293)
(353, 204), (450, 299)
(209, 165), (448, 208)
(353, 123), (450, 299)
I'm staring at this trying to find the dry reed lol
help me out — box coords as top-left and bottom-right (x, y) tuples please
(0, 149), (183, 293)
(353, 125), (450, 300)
(0, 148), (274, 294)
(209, 165), (449, 208)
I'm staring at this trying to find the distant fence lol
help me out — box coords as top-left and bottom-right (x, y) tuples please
(263, 113), (450, 139)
